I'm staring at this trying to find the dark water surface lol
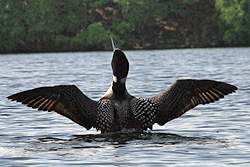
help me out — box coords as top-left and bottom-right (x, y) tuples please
(0, 48), (249, 166)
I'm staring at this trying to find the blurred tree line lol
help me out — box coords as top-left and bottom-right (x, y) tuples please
(0, 0), (249, 53)
(216, 0), (250, 46)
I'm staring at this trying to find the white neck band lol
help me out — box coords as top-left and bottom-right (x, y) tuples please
(113, 75), (126, 83)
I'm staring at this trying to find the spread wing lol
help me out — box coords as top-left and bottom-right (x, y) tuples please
(7, 85), (98, 130)
(149, 79), (237, 125)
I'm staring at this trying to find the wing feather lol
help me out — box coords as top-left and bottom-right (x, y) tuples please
(7, 85), (98, 130)
(149, 79), (237, 125)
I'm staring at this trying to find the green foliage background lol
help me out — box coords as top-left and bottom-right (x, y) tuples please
(216, 0), (250, 45)
(0, 0), (249, 53)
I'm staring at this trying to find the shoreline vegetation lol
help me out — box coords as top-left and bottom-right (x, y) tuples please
(1, 46), (250, 55)
(0, 0), (249, 54)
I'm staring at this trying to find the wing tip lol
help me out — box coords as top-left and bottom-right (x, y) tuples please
(7, 95), (12, 100)
(225, 83), (238, 94)
(7, 94), (18, 101)
(232, 85), (238, 91)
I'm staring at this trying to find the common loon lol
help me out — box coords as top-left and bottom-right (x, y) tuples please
(7, 44), (237, 133)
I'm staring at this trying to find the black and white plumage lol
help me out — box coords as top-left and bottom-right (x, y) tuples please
(130, 98), (158, 130)
(7, 47), (237, 133)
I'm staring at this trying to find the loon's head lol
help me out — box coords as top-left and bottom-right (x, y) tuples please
(110, 37), (129, 85)
(111, 49), (129, 84)
(109, 37), (129, 97)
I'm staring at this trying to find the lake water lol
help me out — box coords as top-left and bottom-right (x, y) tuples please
(0, 48), (249, 166)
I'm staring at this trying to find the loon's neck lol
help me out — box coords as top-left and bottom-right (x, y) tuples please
(102, 80), (130, 100)
(112, 81), (127, 98)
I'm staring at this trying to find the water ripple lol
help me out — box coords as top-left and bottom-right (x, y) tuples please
(0, 48), (250, 166)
